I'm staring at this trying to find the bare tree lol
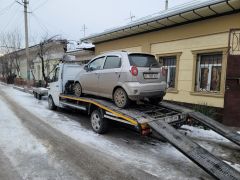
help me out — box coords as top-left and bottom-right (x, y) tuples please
(37, 35), (67, 87)
(0, 30), (22, 83)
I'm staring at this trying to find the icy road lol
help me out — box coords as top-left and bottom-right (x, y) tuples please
(0, 84), (239, 180)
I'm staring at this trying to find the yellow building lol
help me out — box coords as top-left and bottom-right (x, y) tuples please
(81, 0), (240, 126)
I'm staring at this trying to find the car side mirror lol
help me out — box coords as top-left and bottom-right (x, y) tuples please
(84, 65), (89, 71)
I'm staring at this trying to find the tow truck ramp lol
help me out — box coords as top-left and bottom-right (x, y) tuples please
(189, 111), (240, 147)
(149, 120), (240, 180)
(160, 102), (240, 147)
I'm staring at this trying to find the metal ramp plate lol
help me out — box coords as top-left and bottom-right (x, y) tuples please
(189, 111), (240, 147)
(148, 120), (240, 180)
(160, 102), (240, 147)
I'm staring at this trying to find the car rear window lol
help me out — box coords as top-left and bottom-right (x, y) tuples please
(128, 54), (160, 68)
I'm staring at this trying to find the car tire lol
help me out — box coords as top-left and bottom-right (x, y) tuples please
(90, 109), (108, 134)
(74, 82), (82, 97)
(48, 96), (57, 110)
(149, 97), (163, 105)
(113, 87), (129, 108)
(37, 93), (42, 100)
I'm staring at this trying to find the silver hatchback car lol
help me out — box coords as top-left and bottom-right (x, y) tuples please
(74, 51), (167, 108)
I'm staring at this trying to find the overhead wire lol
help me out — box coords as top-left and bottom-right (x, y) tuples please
(31, 0), (49, 12)
(0, 1), (16, 16)
(0, 4), (21, 34)
(30, 12), (50, 35)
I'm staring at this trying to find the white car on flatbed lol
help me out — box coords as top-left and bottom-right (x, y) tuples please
(73, 51), (167, 108)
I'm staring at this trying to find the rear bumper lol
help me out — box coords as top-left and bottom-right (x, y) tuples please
(123, 82), (167, 100)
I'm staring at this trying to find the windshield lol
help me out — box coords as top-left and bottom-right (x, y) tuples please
(128, 54), (160, 68)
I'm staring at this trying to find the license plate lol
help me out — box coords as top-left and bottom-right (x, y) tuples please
(165, 115), (179, 123)
(144, 73), (158, 79)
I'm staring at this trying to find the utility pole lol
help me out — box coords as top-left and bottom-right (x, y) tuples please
(81, 24), (87, 38)
(23, 0), (30, 81)
(128, 12), (135, 22)
(165, 0), (169, 10)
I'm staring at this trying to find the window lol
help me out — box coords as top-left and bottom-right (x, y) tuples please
(37, 65), (41, 80)
(159, 56), (177, 88)
(195, 53), (222, 92)
(88, 57), (105, 71)
(129, 54), (160, 68)
(53, 67), (60, 82)
(104, 56), (121, 69)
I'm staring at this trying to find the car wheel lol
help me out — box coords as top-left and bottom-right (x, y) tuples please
(48, 96), (57, 110)
(113, 88), (129, 108)
(74, 82), (82, 97)
(149, 97), (163, 105)
(90, 109), (108, 134)
(33, 92), (37, 98)
(37, 93), (42, 100)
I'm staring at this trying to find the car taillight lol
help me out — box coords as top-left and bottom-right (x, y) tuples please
(131, 66), (138, 76)
(160, 67), (167, 76)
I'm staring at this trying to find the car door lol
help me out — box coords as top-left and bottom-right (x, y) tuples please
(80, 56), (105, 94)
(49, 67), (61, 106)
(98, 55), (122, 98)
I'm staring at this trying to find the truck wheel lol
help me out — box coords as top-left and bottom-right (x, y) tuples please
(74, 82), (82, 97)
(37, 94), (42, 100)
(113, 88), (129, 108)
(90, 109), (108, 134)
(48, 96), (57, 110)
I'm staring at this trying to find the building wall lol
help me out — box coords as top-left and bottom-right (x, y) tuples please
(94, 13), (240, 108)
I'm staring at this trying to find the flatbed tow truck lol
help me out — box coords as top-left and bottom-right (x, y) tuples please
(47, 62), (240, 180)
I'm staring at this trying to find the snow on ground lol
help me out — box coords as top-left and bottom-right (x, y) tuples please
(1, 85), (190, 178)
(0, 84), (239, 179)
(181, 125), (228, 142)
(0, 93), (82, 179)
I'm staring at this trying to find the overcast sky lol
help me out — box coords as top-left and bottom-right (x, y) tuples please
(0, 0), (201, 46)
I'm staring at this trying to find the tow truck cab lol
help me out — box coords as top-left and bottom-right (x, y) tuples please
(48, 63), (82, 107)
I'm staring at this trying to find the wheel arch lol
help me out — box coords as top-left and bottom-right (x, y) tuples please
(112, 85), (128, 99)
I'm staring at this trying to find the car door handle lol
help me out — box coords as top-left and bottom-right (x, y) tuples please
(56, 85), (59, 87)
(115, 72), (120, 78)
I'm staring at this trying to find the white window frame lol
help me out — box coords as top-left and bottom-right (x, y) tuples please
(196, 54), (222, 92)
(160, 56), (177, 89)
(163, 64), (176, 88)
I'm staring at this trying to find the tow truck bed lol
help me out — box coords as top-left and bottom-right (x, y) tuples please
(59, 94), (186, 130)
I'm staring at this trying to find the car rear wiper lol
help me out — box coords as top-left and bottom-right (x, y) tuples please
(149, 63), (157, 70)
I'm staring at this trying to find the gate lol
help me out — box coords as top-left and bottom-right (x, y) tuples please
(223, 29), (240, 127)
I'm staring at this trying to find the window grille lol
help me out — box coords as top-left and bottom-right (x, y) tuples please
(195, 53), (222, 92)
(159, 56), (177, 88)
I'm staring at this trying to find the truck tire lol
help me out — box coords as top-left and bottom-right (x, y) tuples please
(113, 87), (129, 108)
(74, 82), (82, 97)
(90, 109), (108, 134)
(37, 94), (42, 100)
(33, 92), (37, 98)
(48, 96), (57, 110)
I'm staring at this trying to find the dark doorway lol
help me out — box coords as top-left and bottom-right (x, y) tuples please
(223, 29), (240, 127)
